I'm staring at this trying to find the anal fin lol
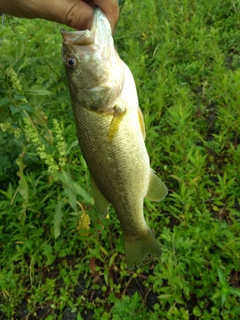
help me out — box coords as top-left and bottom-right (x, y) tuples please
(90, 176), (110, 217)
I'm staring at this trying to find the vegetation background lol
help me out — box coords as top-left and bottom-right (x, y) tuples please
(0, 0), (240, 318)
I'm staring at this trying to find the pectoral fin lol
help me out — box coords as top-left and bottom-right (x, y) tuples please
(145, 169), (168, 202)
(107, 106), (126, 141)
(90, 176), (110, 217)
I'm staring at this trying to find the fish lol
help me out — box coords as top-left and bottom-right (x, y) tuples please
(61, 8), (168, 269)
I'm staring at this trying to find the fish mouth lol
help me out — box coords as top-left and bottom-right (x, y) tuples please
(60, 29), (94, 46)
(60, 8), (111, 46)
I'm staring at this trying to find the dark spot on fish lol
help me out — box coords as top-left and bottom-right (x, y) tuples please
(113, 104), (123, 115)
(89, 105), (99, 111)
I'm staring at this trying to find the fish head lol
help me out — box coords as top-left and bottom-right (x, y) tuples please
(61, 8), (124, 113)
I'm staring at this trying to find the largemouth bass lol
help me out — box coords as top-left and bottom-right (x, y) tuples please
(61, 8), (167, 269)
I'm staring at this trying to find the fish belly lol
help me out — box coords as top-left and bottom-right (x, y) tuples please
(73, 104), (149, 236)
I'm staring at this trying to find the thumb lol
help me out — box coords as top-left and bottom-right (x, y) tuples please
(57, 0), (94, 30)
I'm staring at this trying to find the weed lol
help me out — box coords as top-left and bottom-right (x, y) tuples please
(0, 0), (240, 318)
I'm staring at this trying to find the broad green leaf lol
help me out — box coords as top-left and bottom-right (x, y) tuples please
(19, 104), (34, 112)
(65, 140), (79, 155)
(0, 26), (13, 38)
(25, 89), (52, 95)
(13, 94), (25, 101)
(64, 186), (77, 211)
(217, 268), (228, 287)
(55, 170), (72, 186)
(16, 153), (28, 220)
(0, 97), (11, 107)
(72, 182), (93, 204)
(229, 287), (240, 297)
(54, 198), (65, 238)
(221, 292), (227, 306)
(10, 104), (20, 114)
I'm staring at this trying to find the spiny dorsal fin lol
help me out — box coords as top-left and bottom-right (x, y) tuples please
(138, 107), (146, 140)
(145, 169), (168, 202)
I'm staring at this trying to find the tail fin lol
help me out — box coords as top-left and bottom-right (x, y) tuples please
(123, 228), (161, 270)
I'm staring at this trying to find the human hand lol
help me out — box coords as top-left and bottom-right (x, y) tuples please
(0, 0), (119, 32)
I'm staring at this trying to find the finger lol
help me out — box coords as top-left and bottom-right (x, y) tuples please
(62, 1), (94, 29)
(53, 0), (94, 30)
(94, 0), (119, 32)
(25, 0), (94, 30)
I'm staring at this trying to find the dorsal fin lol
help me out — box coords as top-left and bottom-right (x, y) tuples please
(138, 107), (146, 140)
(145, 169), (168, 202)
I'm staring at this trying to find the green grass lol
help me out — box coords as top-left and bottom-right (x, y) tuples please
(0, 0), (240, 319)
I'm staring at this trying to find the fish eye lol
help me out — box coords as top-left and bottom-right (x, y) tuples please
(66, 56), (76, 68)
